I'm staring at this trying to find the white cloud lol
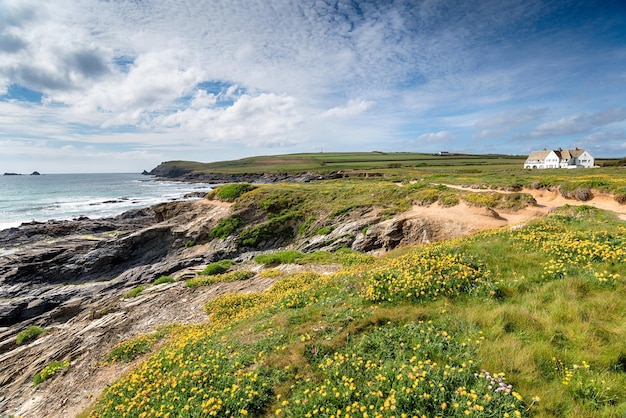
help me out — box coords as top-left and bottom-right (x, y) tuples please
(320, 99), (374, 119)
(473, 108), (547, 139)
(529, 107), (626, 138)
(158, 93), (303, 141)
(191, 90), (217, 109)
(416, 130), (456, 143)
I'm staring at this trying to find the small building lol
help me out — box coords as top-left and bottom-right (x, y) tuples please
(524, 148), (594, 169)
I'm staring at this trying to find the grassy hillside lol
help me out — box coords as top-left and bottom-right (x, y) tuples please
(88, 204), (626, 417)
(153, 152), (526, 174)
(153, 152), (626, 197)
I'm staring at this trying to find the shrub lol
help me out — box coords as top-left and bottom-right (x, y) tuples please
(210, 184), (255, 202)
(16, 325), (44, 345)
(201, 259), (235, 276)
(254, 250), (302, 266)
(259, 268), (282, 278)
(499, 192), (536, 209)
(462, 192), (501, 208)
(615, 193), (626, 204)
(314, 225), (334, 235)
(574, 187), (593, 201)
(439, 193), (460, 207)
(239, 213), (299, 248)
(153, 276), (175, 285)
(124, 285), (145, 298)
(258, 191), (304, 215)
(413, 188), (440, 205)
(209, 217), (240, 239)
(33, 360), (69, 386)
(184, 240), (195, 248)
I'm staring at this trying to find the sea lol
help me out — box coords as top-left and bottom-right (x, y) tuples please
(0, 173), (215, 232)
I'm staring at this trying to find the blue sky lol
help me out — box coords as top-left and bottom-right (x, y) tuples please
(0, 0), (625, 173)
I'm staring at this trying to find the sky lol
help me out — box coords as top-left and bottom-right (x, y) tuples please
(0, 0), (625, 173)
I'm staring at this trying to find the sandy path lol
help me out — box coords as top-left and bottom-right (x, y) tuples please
(404, 186), (626, 233)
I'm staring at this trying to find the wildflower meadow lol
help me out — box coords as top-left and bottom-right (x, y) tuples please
(90, 205), (626, 417)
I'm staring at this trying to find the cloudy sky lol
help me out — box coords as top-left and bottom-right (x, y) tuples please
(1, 0), (625, 173)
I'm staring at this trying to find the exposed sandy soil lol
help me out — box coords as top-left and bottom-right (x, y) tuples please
(433, 185), (626, 227)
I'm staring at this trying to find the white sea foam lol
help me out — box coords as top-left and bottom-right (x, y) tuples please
(0, 173), (214, 232)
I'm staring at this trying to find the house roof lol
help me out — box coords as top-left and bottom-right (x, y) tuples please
(526, 148), (590, 163)
(525, 150), (553, 162)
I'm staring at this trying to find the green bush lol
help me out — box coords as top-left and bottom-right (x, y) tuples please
(462, 192), (501, 208)
(124, 285), (145, 298)
(254, 250), (303, 266)
(201, 259), (235, 276)
(16, 325), (44, 345)
(33, 360), (69, 386)
(153, 276), (175, 285)
(258, 192), (304, 215)
(314, 225), (334, 235)
(210, 184), (255, 202)
(209, 217), (240, 239)
(239, 213), (300, 248)
(499, 192), (536, 209)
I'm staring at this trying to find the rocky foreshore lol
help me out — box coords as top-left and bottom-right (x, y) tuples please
(0, 201), (232, 328)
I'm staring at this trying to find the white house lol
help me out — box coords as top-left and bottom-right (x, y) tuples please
(524, 148), (594, 169)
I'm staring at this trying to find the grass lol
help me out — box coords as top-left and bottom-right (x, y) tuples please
(208, 183), (256, 201)
(154, 152), (527, 175)
(124, 285), (145, 299)
(153, 275), (175, 285)
(200, 259), (235, 275)
(207, 176), (614, 251)
(186, 270), (256, 288)
(253, 248), (374, 267)
(16, 325), (44, 345)
(104, 326), (173, 364)
(90, 205), (626, 417)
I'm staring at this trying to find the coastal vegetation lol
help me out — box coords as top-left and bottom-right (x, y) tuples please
(33, 360), (70, 386)
(89, 204), (626, 417)
(15, 325), (44, 345)
(123, 285), (145, 299)
(153, 275), (175, 285)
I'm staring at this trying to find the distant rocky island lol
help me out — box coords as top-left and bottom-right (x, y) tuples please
(3, 171), (41, 176)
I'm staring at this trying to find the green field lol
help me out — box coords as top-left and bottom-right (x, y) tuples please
(155, 152), (527, 174)
(156, 152), (626, 196)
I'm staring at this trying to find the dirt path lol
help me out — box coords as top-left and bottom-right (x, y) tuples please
(401, 186), (626, 235)
(440, 185), (626, 222)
